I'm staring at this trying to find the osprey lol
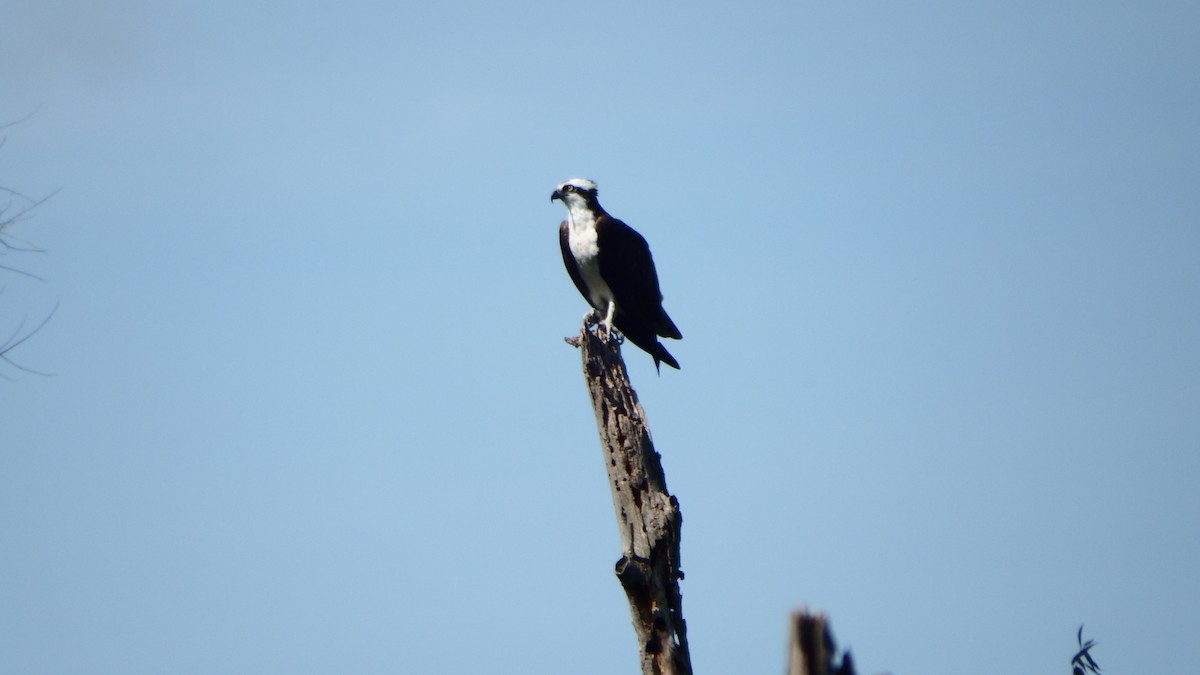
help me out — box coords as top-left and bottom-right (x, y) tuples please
(552, 178), (682, 370)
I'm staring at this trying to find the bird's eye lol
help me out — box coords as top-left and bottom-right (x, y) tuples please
(563, 185), (575, 193)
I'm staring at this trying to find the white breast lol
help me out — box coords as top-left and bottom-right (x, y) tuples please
(566, 208), (615, 312)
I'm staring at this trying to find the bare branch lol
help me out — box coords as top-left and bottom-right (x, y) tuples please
(0, 301), (57, 377)
(0, 108), (41, 132)
(1, 187), (58, 252)
(0, 115), (57, 378)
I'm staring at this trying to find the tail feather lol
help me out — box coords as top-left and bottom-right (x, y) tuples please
(615, 316), (681, 371)
(653, 342), (681, 372)
(657, 310), (682, 340)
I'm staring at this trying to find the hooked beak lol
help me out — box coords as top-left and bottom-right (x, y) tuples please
(550, 189), (563, 202)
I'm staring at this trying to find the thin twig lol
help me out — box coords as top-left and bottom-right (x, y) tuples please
(0, 301), (58, 376)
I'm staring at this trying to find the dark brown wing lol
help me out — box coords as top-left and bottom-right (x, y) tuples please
(596, 215), (680, 338)
(596, 215), (682, 370)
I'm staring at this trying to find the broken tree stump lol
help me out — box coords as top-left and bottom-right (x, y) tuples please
(787, 609), (858, 675)
(567, 318), (691, 675)
(566, 318), (863, 675)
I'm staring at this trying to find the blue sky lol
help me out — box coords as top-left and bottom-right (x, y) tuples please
(2, 2), (1197, 673)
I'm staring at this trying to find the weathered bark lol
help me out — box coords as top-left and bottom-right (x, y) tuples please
(567, 318), (691, 675)
(787, 610), (858, 675)
(567, 319), (864, 675)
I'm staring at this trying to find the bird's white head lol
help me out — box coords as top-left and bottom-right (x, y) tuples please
(550, 178), (600, 212)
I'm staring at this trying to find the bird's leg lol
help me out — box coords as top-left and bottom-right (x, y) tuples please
(600, 300), (616, 339)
